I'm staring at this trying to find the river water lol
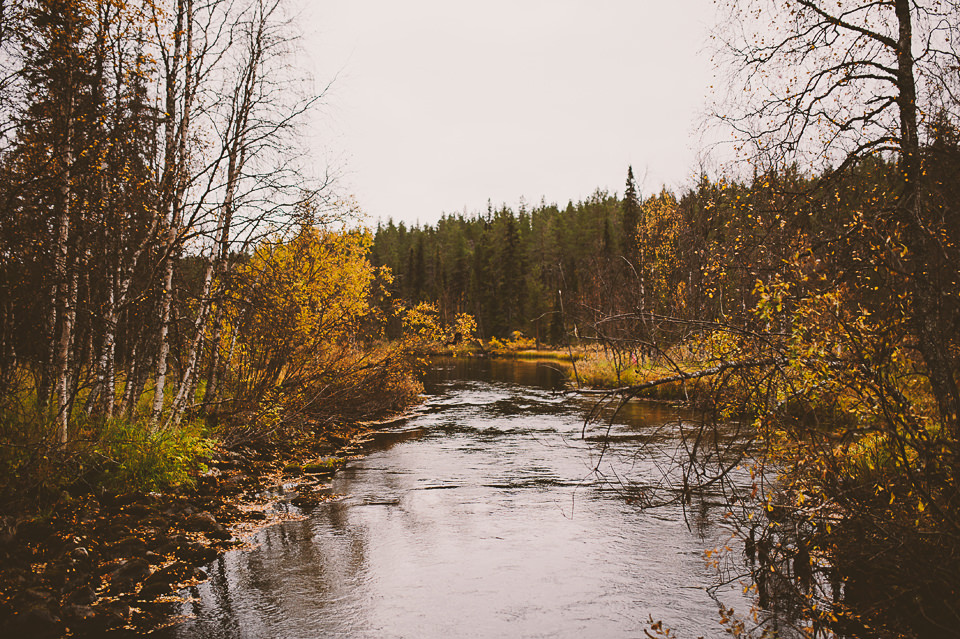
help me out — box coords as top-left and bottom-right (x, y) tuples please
(160, 357), (754, 638)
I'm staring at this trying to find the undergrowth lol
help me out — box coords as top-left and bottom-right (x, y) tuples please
(0, 410), (214, 511)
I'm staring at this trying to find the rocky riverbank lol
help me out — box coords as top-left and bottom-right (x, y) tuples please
(0, 425), (375, 637)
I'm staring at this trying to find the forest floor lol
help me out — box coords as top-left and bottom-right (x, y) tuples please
(0, 422), (383, 638)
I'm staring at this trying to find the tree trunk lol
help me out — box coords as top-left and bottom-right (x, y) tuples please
(165, 258), (215, 426)
(894, 0), (960, 428)
(53, 97), (75, 443)
(152, 0), (193, 426)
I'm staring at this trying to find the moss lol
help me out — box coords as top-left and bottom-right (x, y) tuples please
(303, 457), (344, 474)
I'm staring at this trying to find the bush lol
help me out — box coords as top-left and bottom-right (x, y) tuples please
(0, 410), (215, 511)
(88, 418), (214, 493)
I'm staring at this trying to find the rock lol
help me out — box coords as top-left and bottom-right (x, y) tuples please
(67, 546), (90, 562)
(62, 603), (97, 624)
(99, 522), (132, 543)
(112, 557), (151, 580)
(92, 601), (131, 629)
(63, 570), (91, 594)
(0, 515), (16, 543)
(217, 503), (243, 523)
(67, 585), (97, 605)
(6, 605), (62, 638)
(156, 536), (218, 566)
(326, 433), (350, 446)
(154, 534), (187, 555)
(302, 458), (340, 476)
(110, 535), (147, 558)
(16, 588), (54, 607)
(179, 543), (218, 565)
(184, 511), (217, 531)
(102, 492), (140, 508)
(121, 503), (152, 518)
(217, 476), (244, 493)
(138, 580), (173, 599)
(138, 560), (207, 600)
(16, 519), (55, 545)
(291, 490), (331, 508)
(197, 475), (219, 495)
(185, 512), (229, 539)
(143, 561), (192, 586)
(207, 527), (231, 541)
(42, 562), (70, 589)
(97, 558), (124, 576)
(108, 557), (151, 592)
(161, 500), (197, 518)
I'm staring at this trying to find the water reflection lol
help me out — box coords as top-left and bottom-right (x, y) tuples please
(157, 357), (752, 639)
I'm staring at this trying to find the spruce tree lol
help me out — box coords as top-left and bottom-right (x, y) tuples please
(622, 166), (641, 264)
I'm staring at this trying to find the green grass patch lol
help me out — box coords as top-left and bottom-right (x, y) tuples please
(87, 417), (214, 493)
(573, 353), (701, 401)
(0, 408), (215, 507)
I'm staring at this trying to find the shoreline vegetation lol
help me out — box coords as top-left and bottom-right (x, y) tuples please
(0, 340), (697, 637)
(0, 296), (450, 635)
(3, 1), (959, 637)
(0, 417), (393, 637)
(431, 337), (711, 405)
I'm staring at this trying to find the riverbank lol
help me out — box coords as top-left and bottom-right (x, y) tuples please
(430, 343), (703, 404)
(141, 356), (751, 639)
(0, 422), (383, 638)
(427, 343), (580, 363)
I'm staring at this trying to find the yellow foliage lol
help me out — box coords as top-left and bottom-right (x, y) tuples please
(233, 225), (379, 390)
(636, 189), (684, 315)
(403, 302), (443, 342)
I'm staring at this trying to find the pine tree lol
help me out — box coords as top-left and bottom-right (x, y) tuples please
(621, 166), (641, 264)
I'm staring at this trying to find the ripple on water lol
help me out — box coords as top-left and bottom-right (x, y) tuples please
(153, 358), (755, 639)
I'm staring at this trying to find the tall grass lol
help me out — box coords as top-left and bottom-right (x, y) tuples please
(84, 417), (214, 493)
(573, 352), (699, 401)
(0, 386), (215, 508)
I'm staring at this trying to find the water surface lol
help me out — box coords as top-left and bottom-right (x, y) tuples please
(160, 357), (751, 638)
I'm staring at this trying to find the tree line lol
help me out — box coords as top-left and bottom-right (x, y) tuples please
(0, 1), (428, 503)
(371, 164), (821, 352)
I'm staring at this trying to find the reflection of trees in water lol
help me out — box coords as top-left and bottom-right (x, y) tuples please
(582, 396), (841, 638)
(742, 504), (839, 638)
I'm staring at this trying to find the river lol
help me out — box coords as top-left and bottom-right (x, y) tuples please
(158, 357), (754, 638)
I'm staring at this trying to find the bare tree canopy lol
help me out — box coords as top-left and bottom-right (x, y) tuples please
(713, 0), (960, 175)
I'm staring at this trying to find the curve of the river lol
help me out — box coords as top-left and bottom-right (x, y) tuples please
(159, 357), (753, 638)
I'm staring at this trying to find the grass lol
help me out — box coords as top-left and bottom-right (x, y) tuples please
(0, 409), (216, 505)
(0, 374), (216, 508)
(496, 348), (581, 361)
(428, 334), (584, 362)
(302, 457), (345, 474)
(572, 352), (699, 401)
(86, 417), (214, 493)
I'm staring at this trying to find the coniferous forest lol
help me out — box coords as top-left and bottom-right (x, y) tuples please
(2, 0), (960, 638)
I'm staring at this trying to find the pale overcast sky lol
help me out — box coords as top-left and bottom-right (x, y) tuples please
(299, 1), (718, 226)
